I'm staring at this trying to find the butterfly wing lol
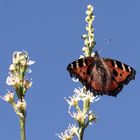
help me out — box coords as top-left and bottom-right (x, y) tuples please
(67, 56), (136, 97)
(104, 59), (136, 83)
(102, 58), (136, 95)
(67, 57), (93, 84)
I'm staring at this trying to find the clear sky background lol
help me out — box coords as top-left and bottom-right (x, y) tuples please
(0, 0), (139, 140)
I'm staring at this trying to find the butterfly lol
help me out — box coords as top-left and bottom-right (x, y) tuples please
(67, 51), (136, 97)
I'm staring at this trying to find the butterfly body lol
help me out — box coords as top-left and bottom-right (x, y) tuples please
(67, 51), (136, 97)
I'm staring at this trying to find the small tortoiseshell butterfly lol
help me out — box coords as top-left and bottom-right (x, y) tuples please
(67, 51), (136, 97)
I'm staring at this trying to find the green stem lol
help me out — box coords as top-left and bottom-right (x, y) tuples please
(79, 127), (85, 140)
(20, 117), (26, 140)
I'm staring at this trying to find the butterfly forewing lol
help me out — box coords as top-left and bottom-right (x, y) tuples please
(67, 57), (93, 79)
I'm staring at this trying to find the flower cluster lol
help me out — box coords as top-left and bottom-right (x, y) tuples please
(82, 5), (96, 57)
(1, 51), (34, 119)
(58, 87), (99, 140)
(57, 124), (78, 140)
(6, 51), (34, 100)
(66, 87), (98, 125)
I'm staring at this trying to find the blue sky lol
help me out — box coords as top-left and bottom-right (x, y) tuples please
(0, 0), (139, 140)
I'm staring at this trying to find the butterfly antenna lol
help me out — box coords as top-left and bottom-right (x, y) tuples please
(99, 39), (112, 54)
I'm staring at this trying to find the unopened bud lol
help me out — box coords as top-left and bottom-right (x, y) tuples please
(88, 113), (96, 122)
(23, 80), (32, 89)
(9, 64), (16, 72)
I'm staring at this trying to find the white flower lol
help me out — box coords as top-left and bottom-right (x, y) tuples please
(9, 64), (16, 72)
(74, 111), (86, 123)
(56, 124), (78, 140)
(28, 60), (35, 65)
(65, 89), (81, 107)
(56, 130), (73, 140)
(13, 51), (28, 65)
(67, 124), (78, 136)
(2, 91), (15, 103)
(82, 90), (100, 103)
(16, 99), (26, 112)
(73, 87), (85, 97)
(12, 51), (34, 67)
(82, 46), (88, 52)
(69, 111), (86, 124)
(6, 73), (20, 86)
(65, 87), (85, 106)
(74, 87), (100, 103)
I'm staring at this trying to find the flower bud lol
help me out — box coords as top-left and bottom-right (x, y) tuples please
(87, 4), (93, 12)
(23, 80), (32, 89)
(9, 64), (16, 72)
(88, 113), (96, 122)
(81, 34), (87, 39)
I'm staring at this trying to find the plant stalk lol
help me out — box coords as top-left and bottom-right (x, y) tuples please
(20, 117), (26, 140)
(79, 127), (85, 140)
